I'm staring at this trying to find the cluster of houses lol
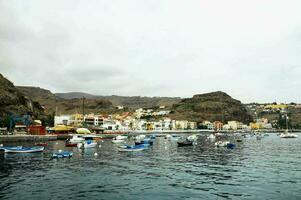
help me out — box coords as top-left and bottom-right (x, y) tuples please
(53, 107), (274, 132)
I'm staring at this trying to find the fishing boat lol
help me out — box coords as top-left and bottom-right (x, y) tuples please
(52, 151), (73, 158)
(3, 146), (44, 153)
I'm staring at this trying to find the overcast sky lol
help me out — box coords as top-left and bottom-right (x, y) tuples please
(1, 0), (301, 103)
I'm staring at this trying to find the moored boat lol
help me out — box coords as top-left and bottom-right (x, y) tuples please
(112, 135), (128, 143)
(135, 138), (154, 145)
(208, 134), (216, 139)
(68, 135), (84, 143)
(65, 142), (77, 147)
(177, 140), (193, 147)
(35, 142), (48, 147)
(52, 151), (73, 158)
(279, 115), (298, 138)
(3, 146), (44, 153)
(187, 134), (198, 142)
(214, 141), (230, 147)
(118, 144), (149, 152)
(77, 140), (97, 148)
(279, 132), (298, 138)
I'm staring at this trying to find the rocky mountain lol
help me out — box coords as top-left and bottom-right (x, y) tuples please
(55, 92), (181, 109)
(169, 91), (253, 123)
(0, 74), (44, 119)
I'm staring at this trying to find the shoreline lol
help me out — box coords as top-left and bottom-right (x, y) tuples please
(1, 129), (299, 143)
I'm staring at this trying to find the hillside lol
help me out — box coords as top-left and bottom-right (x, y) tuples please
(17, 87), (257, 124)
(169, 91), (253, 123)
(17, 87), (115, 115)
(0, 74), (44, 119)
(55, 92), (181, 109)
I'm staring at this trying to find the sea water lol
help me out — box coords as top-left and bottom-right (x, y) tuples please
(0, 133), (300, 200)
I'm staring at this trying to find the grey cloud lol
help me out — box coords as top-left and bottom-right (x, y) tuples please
(1, 0), (301, 102)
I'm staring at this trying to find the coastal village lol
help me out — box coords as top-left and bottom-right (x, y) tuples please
(1, 102), (296, 135)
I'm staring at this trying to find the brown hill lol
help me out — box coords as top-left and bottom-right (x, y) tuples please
(17, 87), (115, 115)
(169, 91), (253, 123)
(0, 74), (44, 119)
(55, 92), (181, 109)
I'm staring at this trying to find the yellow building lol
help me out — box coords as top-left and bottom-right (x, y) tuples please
(264, 104), (288, 109)
(249, 122), (263, 130)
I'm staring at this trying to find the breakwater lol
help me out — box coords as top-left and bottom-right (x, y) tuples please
(0, 135), (57, 143)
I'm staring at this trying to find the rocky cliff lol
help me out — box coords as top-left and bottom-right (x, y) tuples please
(0, 74), (44, 118)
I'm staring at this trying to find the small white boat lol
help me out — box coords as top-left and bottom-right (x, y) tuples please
(279, 132), (298, 138)
(279, 116), (298, 138)
(187, 134), (198, 142)
(52, 151), (73, 158)
(208, 134), (216, 139)
(164, 134), (172, 140)
(112, 135), (128, 143)
(69, 135), (84, 143)
(214, 141), (230, 147)
(3, 146), (44, 153)
(215, 132), (224, 136)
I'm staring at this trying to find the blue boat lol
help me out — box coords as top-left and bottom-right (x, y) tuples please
(118, 144), (149, 152)
(2, 146), (44, 153)
(52, 151), (73, 158)
(226, 143), (236, 149)
(135, 138), (154, 145)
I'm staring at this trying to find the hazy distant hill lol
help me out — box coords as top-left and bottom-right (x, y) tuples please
(55, 92), (97, 100)
(18, 87), (115, 115)
(55, 92), (181, 109)
(0, 74), (44, 119)
(169, 91), (253, 123)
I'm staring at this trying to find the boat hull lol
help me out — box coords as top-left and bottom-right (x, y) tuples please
(4, 147), (44, 153)
(177, 141), (193, 147)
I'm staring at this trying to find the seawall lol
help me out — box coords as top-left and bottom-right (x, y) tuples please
(0, 135), (57, 143)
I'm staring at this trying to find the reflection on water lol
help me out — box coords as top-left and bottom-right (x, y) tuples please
(0, 133), (301, 200)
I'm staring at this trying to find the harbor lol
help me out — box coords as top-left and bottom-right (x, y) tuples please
(1, 0), (301, 199)
(0, 132), (300, 199)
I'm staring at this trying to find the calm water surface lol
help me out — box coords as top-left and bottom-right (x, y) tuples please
(0, 133), (301, 200)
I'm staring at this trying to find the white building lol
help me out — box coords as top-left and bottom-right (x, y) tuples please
(54, 115), (72, 126)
